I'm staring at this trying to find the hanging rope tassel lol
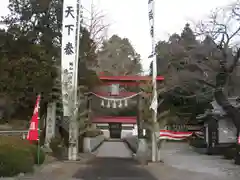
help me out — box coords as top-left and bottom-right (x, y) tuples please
(124, 99), (128, 107)
(113, 100), (117, 108)
(107, 100), (110, 108)
(101, 99), (105, 107)
(119, 100), (122, 108)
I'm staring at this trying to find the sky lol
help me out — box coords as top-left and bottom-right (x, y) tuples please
(0, 0), (237, 73)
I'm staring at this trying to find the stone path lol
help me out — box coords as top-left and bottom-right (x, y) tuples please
(73, 141), (157, 180)
(73, 157), (157, 180)
(95, 140), (133, 158)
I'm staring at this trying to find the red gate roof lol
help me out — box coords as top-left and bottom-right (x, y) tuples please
(92, 116), (137, 124)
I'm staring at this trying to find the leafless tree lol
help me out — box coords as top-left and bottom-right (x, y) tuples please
(196, 2), (240, 45)
(195, 1), (240, 153)
(82, 2), (110, 51)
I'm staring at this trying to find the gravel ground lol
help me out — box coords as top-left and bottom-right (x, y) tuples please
(145, 142), (240, 180)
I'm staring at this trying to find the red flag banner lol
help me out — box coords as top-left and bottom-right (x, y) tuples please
(27, 95), (40, 141)
(159, 130), (204, 140)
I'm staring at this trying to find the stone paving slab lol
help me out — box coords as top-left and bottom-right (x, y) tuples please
(73, 141), (157, 180)
(95, 141), (133, 158)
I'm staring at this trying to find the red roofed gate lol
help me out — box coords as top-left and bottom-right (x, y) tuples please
(87, 74), (164, 139)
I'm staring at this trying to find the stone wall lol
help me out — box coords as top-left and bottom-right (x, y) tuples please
(83, 135), (105, 152)
(123, 135), (138, 153)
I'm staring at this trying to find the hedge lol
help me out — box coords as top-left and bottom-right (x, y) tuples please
(84, 129), (103, 137)
(49, 136), (63, 159)
(0, 136), (45, 177)
(29, 144), (46, 165)
(189, 137), (206, 148)
(223, 146), (236, 159)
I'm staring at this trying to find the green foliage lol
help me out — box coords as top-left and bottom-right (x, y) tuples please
(0, 136), (45, 165)
(29, 145), (46, 165)
(84, 129), (103, 137)
(189, 137), (206, 148)
(165, 87), (213, 123)
(0, 0), (100, 120)
(139, 81), (170, 136)
(0, 30), (57, 117)
(0, 146), (34, 177)
(108, 107), (138, 116)
(140, 81), (168, 123)
(223, 147), (236, 159)
(222, 144), (236, 159)
(97, 35), (142, 75)
(153, 23), (217, 122)
(49, 136), (63, 158)
(0, 136), (36, 177)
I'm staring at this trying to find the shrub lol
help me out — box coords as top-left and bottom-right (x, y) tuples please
(49, 136), (63, 159)
(189, 137), (206, 148)
(0, 136), (45, 165)
(223, 146), (236, 159)
(84, 129), (103, 137)
(0, 136), (35, 177)
(29, 145), (45, 165)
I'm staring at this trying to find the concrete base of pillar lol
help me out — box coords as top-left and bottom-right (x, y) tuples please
(136, 138), (148, 165)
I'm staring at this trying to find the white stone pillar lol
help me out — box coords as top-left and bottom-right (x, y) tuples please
(45, 102), (56, 147)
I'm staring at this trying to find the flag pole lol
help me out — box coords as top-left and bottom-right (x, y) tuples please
(27, 94), (41, 164)
(37, 137), (40, 165)
(37, 94), (41, 165)
(148, 0), (158, 162)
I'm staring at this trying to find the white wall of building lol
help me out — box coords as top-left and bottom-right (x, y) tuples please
(218, 118), (236, 143)
(121, 123), (134, 138)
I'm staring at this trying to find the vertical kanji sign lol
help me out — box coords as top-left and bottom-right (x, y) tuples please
(61, 0), (78, 116)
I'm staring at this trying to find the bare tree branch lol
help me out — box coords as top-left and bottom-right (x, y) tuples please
(228, 48), (240, 73)
(196, 2), (240, 47)
(82, 3), (110, 50)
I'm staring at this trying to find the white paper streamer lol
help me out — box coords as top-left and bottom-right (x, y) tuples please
(113, 100), (117, 108)
(124, 99), (128, 107)
(101, 99), (104, 107)
(107, 100), (110, 108)
(148, 0), (158, 113)
(119, 100), (122, 108)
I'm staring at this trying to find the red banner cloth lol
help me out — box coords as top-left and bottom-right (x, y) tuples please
(27, 95), (40, 141)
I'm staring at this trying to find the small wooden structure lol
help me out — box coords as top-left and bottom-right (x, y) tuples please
(87, 75), (164, 139)
(197, 98), (238, 154)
